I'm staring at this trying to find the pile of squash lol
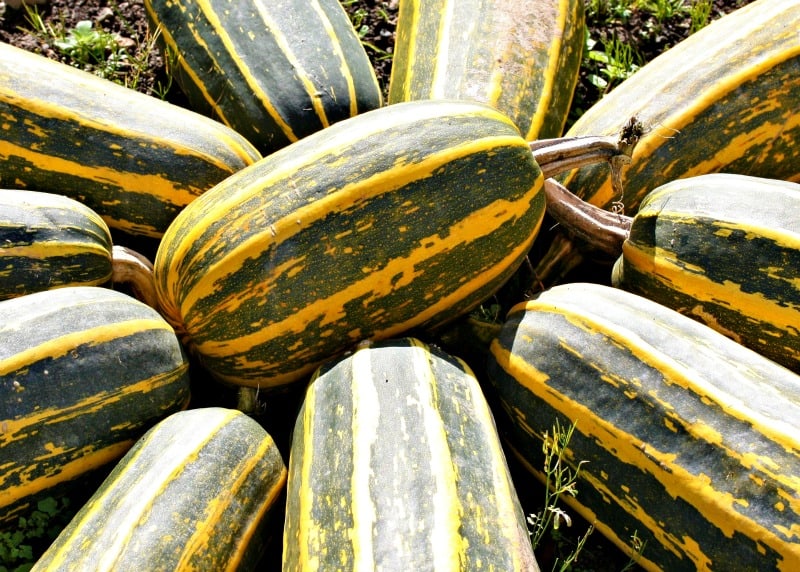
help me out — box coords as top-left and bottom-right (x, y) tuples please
(1, 0), (799, 570)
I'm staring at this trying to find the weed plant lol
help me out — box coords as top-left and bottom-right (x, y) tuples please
(528, 420), (646, 571)
(0, 497), (74, 572)
(18, 3), (172, 97)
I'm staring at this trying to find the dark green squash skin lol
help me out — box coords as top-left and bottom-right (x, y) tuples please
(145, 0), (383, 155)
(0, 286), (191, 524)
(486, 283), (800, 572)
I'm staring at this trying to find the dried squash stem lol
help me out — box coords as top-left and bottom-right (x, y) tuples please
(530, 116), (643, 258)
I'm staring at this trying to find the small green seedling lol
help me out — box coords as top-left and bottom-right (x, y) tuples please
(53, 20), (128, 77)
(586, 34), (641, 93)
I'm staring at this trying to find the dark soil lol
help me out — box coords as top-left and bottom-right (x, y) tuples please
(0, 0), (759, 570)
(0, 0), (165, 94)
(571, 0), (759, 124)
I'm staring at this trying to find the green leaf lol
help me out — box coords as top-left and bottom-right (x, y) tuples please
(36, 498), (58, 517)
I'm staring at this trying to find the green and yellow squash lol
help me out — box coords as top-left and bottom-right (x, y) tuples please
(33, 407), (286, 572)
(389, 0), (584, 140)
(530, 0), (800, 287)
(0, 186), (164, 316)
(486, 282), (800, 571)
(154, 100), (550, 389)
(0, 286), (191, 524)
(610, 173), (800, 374)
(144, 0), (382, 155)
(0, 42), (261, 239)
(0, 189), (113, 300)
(284, 337), (538, 571)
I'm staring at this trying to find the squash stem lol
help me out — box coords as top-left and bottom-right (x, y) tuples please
(530, 116), (642, 182)
(530, 116), (643, 258)
(111, 245), (160, 310)
(543, 178), (632, 258)
(531, 135), (626, 179)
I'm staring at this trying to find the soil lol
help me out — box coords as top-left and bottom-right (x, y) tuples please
(0, 0), (164, 92)
(0, 0), (760, 570)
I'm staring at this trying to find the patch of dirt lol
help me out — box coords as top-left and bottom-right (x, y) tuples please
(0, 0), (168, 96)
(340, 0), (398, 98)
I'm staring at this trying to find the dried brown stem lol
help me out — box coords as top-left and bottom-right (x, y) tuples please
(530, 115), (643, 188)
(543, 179), (632, 258)
(531, 136), (627, 179)
(530, 117), (643, 259)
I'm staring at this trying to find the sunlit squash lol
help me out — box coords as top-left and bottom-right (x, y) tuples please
(487, 282), (800, 571)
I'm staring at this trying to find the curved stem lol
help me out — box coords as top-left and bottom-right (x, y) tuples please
(528, 116), (643, 264)
(111, 245), (159, 310)
(544, 179), (631, 259)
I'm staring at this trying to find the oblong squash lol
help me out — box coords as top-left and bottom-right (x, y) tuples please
(154, 100), (546, 389)
(144, 0), (383, 155)
(611, 173), (800, 373)
(33, 407), (287, 572)
(388, 0), (584, 140)
(531, 0), (800, 286)
(0, 286), (191, 524)
(486, 282), (800, 571)
(0, 42), (262, 238)
(283, 337), (538, 571)
(0, 189), (112, 300)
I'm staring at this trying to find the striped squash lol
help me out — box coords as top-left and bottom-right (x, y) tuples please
(283, 337), (538, 571)
(154, 100), (546, 389)
(0, 42), (261, 239)
(388, 0), (584, 140)
(0, 286), (191, 524)
(144, 0), (383, 155)
(531, 0), (800, 286)
(33, 407), (286, 572)
(611, 173), (800, 373)
(0, 189), (112, 300)
(486, 282), (800, 571)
